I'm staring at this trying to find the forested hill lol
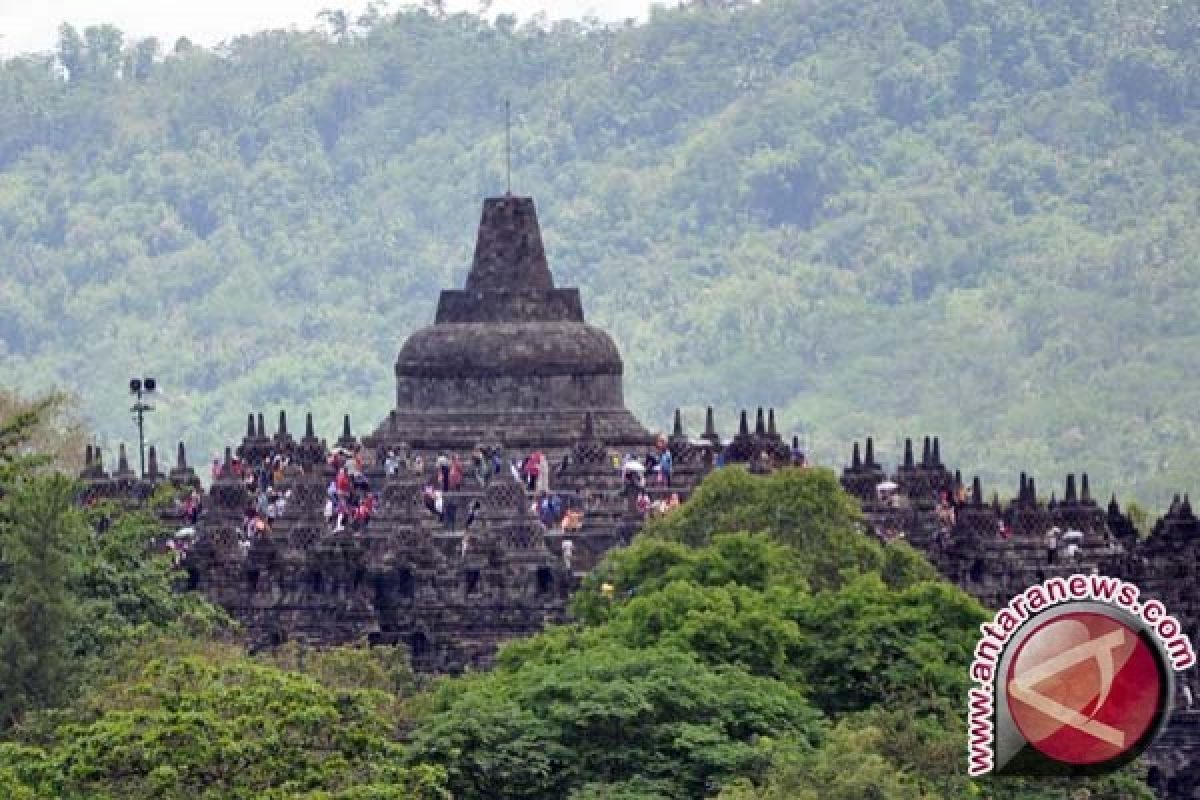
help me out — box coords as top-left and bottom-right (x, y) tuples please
(0, 0), (1196, 505)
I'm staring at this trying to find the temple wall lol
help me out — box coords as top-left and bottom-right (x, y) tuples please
(396, 372), (625, 411)
(435, 288), (583, 323)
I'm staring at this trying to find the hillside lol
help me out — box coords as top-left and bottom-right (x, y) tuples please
(0, 0), (1196, 505)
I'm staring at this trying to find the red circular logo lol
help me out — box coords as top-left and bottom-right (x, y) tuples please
(1006, 611), (1164, 766)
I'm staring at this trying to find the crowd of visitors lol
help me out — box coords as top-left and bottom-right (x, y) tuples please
(324, 447), (376, 533)
(195, 428), (705, 560)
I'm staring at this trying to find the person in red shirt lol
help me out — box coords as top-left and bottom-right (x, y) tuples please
(523, 452), (540, 492)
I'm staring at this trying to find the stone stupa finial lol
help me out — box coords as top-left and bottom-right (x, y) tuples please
(465, 196), (553, 293)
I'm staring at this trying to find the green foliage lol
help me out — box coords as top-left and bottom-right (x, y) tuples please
(0, 1), (1195, 508)
(0, 472), (80, 727)
(264, 639), (419, 696)
(0, 403), (224, 729)
(0, 636), (448, 800)
(409, 643), (822, 800)
(642, 466), (936, 590)
(716, 724), (925, 800)
(791, 574), (986, 715)
(69, 501), (226, 668)
(1125, 499), (1152, 537)
(472, 486), (1149, 800)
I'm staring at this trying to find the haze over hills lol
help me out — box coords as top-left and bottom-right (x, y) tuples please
(0, 0), (1196, 506)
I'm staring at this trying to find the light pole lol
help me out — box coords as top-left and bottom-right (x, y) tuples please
(129, 377), (156, 479)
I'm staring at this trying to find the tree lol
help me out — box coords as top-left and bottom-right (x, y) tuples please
(0, 390), (87, 474)
(0, 636), (450, 799)
(0, 473), (81, 727)
(318, 9), (350, 40)
(643, 467), (936, 591)
(56, 23), (85, 80)
(410, 643), (821, 800)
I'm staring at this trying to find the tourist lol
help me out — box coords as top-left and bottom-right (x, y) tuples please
(1184, 683), (1194, 711)
(465, 499), (481, 530)
(449, 454), (463, 491)
(185, 490), (202, 525)
(1045, 526), (1060, 564)
(354, 493), (375, 532)
(1064, 540), (1081, 562)
(331, 504), (344, 533)
(422, 485), (443, 519)
(437, 453), (451, 492)
(351, 459), (370, 491)
(537, 451), (550, 493)
(444, 497), (458, 531)
(562, 538), (574, 571)
(385, 450), (399, 477)
(255, 458), (270, 491)
(659, 445), (673, 488)
(472, 448), (487, 486)
(542, 491), (564, 527)
(523, 451), (541, 492)
(412, 453), (424, 475)
(643, 450), (658, 481)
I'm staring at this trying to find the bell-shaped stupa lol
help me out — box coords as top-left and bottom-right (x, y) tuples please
(378, 195), (650, 451)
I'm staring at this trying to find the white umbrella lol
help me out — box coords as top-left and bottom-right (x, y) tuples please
(174, 527), (196, 538)
(1062, 530), (1085, 542)
(876, 480), (899, 492)
(623, 460), (646, 472)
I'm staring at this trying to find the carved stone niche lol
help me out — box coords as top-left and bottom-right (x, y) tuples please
(381, 481), (422, 517)
(288, 525), (321, 551)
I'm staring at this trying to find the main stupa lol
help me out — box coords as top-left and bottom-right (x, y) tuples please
(373, 194), (651, 452)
